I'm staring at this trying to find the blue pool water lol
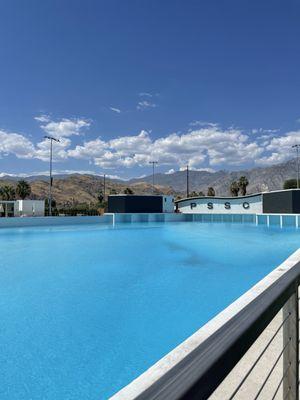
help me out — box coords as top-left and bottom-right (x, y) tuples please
(1, 221), (300, 399)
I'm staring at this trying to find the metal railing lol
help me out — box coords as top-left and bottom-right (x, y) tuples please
(111, 251), (300, 400)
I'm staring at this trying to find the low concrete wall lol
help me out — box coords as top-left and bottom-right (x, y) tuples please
(0, 215), (113, 228)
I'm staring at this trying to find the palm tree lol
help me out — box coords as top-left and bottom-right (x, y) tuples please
(97, 191), (104, 204)
(230, 181), (239, 197)
(207, 187), (215, 196)
(16, 180), (31, 200)
(0, 185), (16, 201)
(124, 187), (134, 194)
(238, 176), (249, 196)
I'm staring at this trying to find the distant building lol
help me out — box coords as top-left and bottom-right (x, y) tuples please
(108, 195), (174, 213)
(175, 189), (300, 214)
(0, 200), (45, 217)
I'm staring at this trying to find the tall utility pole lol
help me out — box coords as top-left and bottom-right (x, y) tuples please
(103, 174), (106, 201)
(44, 136), (60, 216)
(149, 161), (158, 194)
(292, 144), (300, 189)
(186, 165), (189, 198)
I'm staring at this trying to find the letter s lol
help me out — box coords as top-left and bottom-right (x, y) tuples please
(225, 202), (231, 209)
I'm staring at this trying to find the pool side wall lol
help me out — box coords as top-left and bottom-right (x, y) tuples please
(1, 212), (300, 228)
(0, 215), (113, 228)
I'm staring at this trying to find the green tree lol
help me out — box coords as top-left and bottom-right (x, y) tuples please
(45, 198), (58, 216)
(283, 179), (299, 189)
(207, 187), (215, 196)
(0, 185), (16, 201)
(124, 187), (134, 194)
(16, 180), (31, 200)
(110, 188), (118, 194)
(230, 181), (239, 197)
(198, 191), (205, 196)
(238, 176), (249, 196)
(190, 191), (198, 197)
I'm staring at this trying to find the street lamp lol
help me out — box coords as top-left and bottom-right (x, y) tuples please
(44, 135), (60, 216)
(292, 144), (300, 189)
(186, 165), (189, 198)
(103, 174), (106, 202)
(149, 161), (158, 194)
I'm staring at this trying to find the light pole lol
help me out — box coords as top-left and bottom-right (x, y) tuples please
(186, 165), (189, 198)
(103, 174), (106, 202)
(292, 144), (300, 189)
(149, 161), (158, 194)
(44, 136), (60, 216)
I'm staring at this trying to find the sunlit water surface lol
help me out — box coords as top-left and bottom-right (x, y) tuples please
(0, 221), (299, 399)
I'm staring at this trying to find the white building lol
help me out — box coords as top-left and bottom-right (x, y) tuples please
(0, 200), (45, 217)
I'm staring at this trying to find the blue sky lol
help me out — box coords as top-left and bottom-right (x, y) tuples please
(1, 0), (300, 179)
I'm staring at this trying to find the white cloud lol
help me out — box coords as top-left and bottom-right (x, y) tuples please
(67, 126), (263, 170)
(1, 115), (300, 174)
(165, 168), (175, 175)
(255, 130), (300, 166)
(68, 138), (106, 160)
(179, 167), (215, 173)
(0, 117), (91, 163)
(34, 137), (72, 161)
(139, 92), (153, 97)
(137, 100), (157, 111)
(252, 127), (279, 135)
(34, 114), (51, 123)
(0, 170), (126, 180)
(189, 120), (218, 128)
(0, 129), (35, 159)
(110, 107), (121, 114)
(37, 117), (90, 138)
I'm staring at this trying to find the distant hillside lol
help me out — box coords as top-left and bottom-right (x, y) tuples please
(128, 158), (299, 196)
(0, 174), (173, 206)
(0, 158), (298, 204)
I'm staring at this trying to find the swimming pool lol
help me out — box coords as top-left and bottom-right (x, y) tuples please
(1, 221), (300, 399)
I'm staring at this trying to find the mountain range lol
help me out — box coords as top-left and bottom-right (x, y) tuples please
(127, 158), (298, 195)
(0, 158), (298, 205)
